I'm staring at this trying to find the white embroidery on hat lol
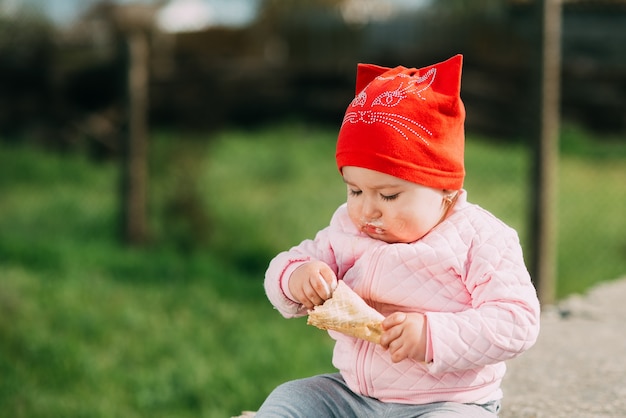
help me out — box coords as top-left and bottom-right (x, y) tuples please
(342, 111), (432, 144)
(351, 90), (367, 107)
(343, 67), (437, 145)
(371, 86), (406, 107)
(375, 68), (436, 100)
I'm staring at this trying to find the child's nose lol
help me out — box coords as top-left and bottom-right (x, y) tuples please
(362, 197), (382, 220)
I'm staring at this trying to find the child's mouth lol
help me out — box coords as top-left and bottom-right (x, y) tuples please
(363, 224), (384, 235)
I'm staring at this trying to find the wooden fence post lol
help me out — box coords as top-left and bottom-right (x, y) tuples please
(529, 0), (562, 305)
(115, 5), (155, 245)
(122, 28), (150, 245)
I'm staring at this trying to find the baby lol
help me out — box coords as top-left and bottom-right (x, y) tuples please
(258, 55), (540, 417)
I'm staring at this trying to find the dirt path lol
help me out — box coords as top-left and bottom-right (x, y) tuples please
(500, 277), (626, 418)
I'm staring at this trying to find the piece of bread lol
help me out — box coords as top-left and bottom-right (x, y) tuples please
(307, 281), (384, 344)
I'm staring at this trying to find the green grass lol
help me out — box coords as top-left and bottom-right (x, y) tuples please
(201, 125), (346, 270)
(0, 122), (625, 417)
(0, 265), (334, 417)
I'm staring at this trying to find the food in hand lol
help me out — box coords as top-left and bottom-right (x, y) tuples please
(307, 281), (384, 344)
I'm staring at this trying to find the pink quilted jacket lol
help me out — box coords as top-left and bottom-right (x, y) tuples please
(264, 190), (540, 405)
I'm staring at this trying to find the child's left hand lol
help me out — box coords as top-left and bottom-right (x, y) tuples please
(380, 312), (427, 363)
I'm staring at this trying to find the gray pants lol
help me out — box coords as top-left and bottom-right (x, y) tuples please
(256, 373), (500, 418)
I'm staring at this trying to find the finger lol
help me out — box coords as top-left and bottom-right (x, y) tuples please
(296, 285), (317, 310)
(382, 312), (407, 330)
(315, 273), (332, 299)
(380, 324), (403, 348)
(305, 279), (326, 306)
(387, 334), (413, 363)
(319, 268), (338, 295)
(299, 291), (316, 310)
(390, 344), (408, 363)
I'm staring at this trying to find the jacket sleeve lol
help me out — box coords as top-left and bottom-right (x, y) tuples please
(424, 225), (541, 374)
(264, 212), (344, 318)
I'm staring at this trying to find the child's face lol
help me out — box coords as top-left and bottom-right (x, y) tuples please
(342, 166), (448, 244)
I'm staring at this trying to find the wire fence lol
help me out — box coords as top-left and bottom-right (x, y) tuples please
(2, 0), (625, 301)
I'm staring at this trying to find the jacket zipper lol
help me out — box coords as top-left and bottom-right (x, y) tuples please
(355, 246), (384, 396)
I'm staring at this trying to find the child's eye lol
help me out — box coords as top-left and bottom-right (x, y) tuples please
(380, 193), (399, 201)
(349, 189), (362, 197)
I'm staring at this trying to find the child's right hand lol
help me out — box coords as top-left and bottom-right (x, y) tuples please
(288, 261), (338, 310)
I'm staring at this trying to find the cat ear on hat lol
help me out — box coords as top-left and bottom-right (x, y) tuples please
(354, 63), (391, 94)
(433, 54), (463, 96)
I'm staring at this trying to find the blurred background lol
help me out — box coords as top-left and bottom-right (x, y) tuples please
(1, 0), (625, 417)
(3, 0), (626, 139)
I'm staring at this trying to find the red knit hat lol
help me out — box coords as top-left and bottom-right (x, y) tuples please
(336, 54), (466, 190)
